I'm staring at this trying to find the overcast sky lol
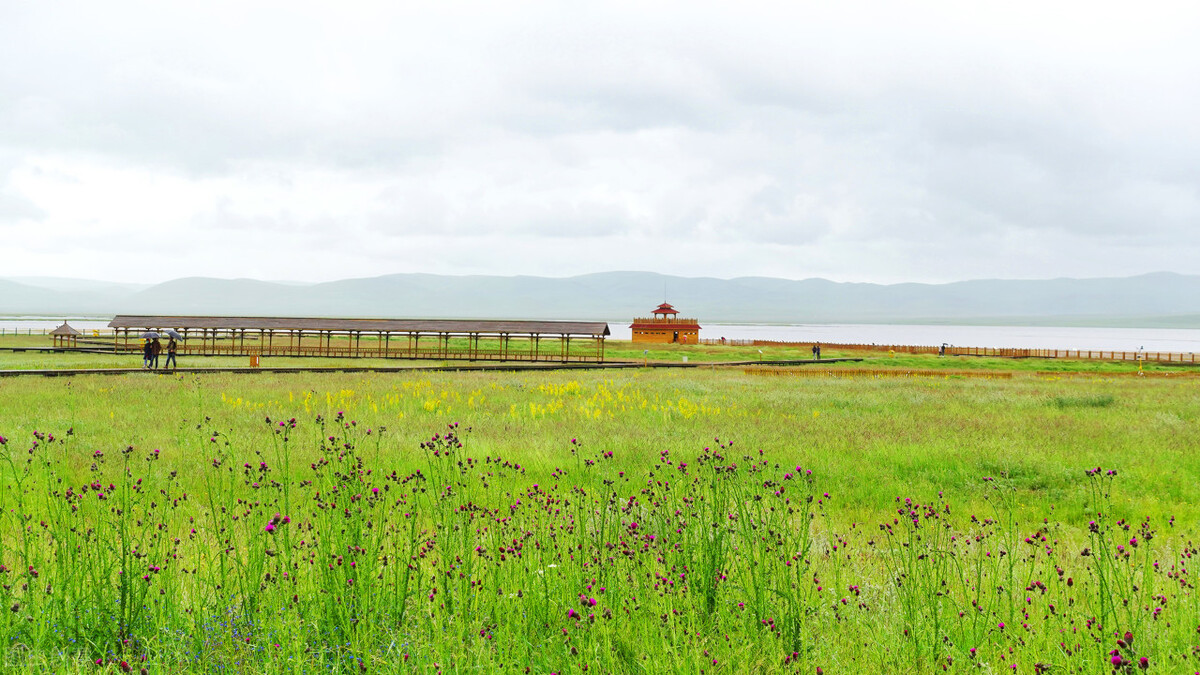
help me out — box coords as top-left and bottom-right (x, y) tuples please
(2, 1), (1198, 284)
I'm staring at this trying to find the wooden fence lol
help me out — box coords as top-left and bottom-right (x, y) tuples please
(109, 336), (604, 363)
(707, 339), (1198, 364)
(745, 366), (1014, 379)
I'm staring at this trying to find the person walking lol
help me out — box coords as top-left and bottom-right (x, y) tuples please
(150, 337), (163, 370)
(165, 337), (178, 370)
(142, 339), (153, 369)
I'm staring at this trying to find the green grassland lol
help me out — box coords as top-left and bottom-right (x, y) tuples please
(1, 344), (1199, 672)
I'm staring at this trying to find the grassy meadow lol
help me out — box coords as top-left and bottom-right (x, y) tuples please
(1, 348), (1199, 672)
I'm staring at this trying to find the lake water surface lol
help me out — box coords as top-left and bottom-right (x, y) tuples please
(607, 322), (1200, 353)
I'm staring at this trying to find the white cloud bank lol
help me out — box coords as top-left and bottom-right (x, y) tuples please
(1, 1), (1198, 283)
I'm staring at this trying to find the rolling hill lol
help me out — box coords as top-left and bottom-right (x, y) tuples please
(2, 271), (1200, 327)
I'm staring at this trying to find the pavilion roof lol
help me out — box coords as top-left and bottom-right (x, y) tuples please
(652, 303), (679, 315)
(50, 322), (82, 336)
(108, 315), (611, 337)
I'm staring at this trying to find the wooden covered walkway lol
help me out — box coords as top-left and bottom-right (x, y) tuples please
(107, 316), (611, 363)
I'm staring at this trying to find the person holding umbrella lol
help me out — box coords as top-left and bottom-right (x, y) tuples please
(165, 330), (182, 370)
(139, 331), (161, 369)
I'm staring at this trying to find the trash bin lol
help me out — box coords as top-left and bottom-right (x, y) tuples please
(250, 355), (261, 368)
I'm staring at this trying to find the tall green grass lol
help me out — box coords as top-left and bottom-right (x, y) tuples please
(1, 369), (1198, 672)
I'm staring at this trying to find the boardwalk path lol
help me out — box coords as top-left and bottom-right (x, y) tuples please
(0, 358), (862, 378)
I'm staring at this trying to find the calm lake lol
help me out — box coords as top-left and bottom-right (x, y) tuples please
(4, 317), (1200, 353)
(609, 323), (1200, 353)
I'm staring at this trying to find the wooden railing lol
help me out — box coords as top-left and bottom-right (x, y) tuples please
(745, 366), (1014, 379)
(108, 343), (604, 363)
(703, 339), (1199, 364)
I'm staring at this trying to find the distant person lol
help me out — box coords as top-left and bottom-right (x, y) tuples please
(151, 337), (163, 370)
(142, 339), (153, 369)
(165, 337), (178, 370)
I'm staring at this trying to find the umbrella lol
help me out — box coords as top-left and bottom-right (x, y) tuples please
(140, 331), (160, 339)
(165, 329), (184, 340)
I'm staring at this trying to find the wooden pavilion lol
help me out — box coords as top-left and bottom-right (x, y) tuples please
(106, 315), (611, 363)
(629, 303), (701, 344)
(50, 321), (82, 348)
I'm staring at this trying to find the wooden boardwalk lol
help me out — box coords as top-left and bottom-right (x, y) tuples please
(0, 358), (861, 378)
(104, 315), (612, 363)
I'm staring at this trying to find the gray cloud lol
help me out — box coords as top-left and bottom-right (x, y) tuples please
(1, 1), (1198, 283)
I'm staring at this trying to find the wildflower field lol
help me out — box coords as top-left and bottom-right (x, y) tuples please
(1, 366), (1199, 673)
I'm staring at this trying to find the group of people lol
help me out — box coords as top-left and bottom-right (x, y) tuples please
(142, 337), (179, 370)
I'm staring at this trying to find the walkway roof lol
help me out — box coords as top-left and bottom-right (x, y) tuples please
(108, 315), (610, 337)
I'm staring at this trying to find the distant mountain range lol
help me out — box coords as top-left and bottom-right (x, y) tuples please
(2, 271), (1200, 327)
